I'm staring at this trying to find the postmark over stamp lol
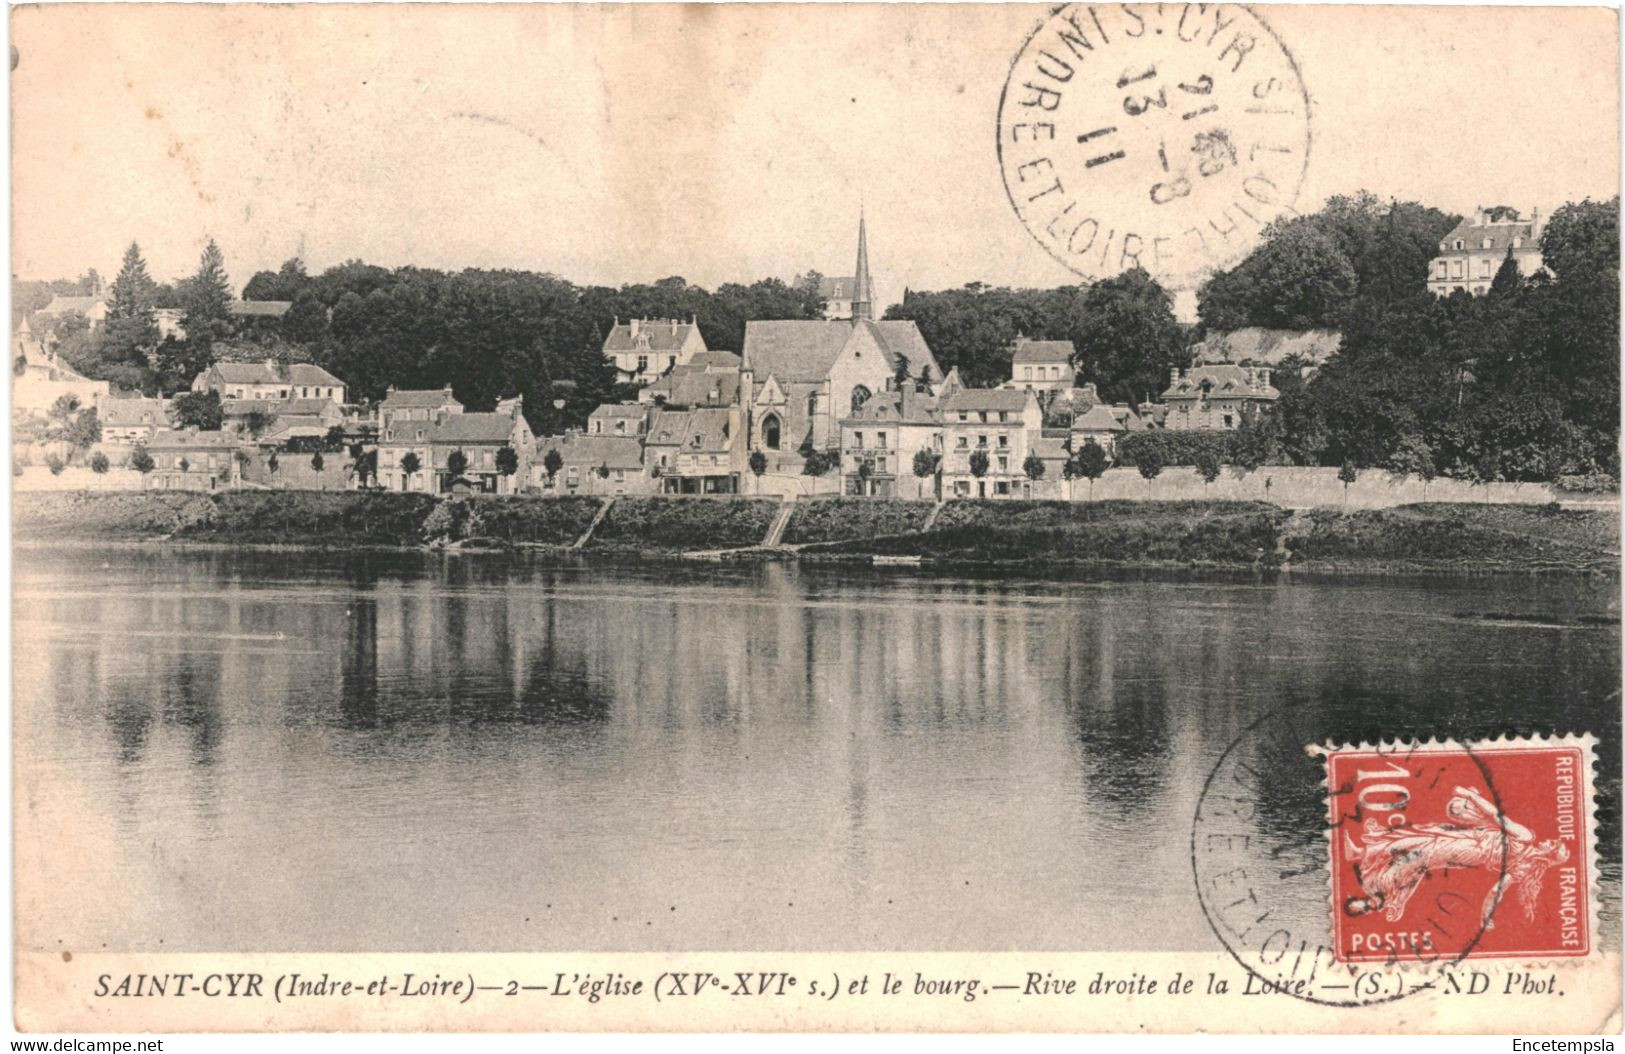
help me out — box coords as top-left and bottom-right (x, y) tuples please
(997, 3), (1311, 288)
(1322, 736), (1597, 966)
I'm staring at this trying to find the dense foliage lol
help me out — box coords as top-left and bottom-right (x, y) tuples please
(1195, 194), (1619, 484)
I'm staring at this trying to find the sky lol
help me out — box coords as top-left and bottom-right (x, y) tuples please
(10, 3), (1620, 311)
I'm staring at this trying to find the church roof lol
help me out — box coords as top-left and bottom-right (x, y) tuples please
(743, 321), (856, 383)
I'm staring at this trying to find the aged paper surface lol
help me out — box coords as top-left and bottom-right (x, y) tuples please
(10, 2), (1621, 1034)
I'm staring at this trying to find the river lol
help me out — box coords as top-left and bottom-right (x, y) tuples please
(13, 547), (1620, 952)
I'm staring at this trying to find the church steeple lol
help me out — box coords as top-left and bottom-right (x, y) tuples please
(852, 210), (874, 323)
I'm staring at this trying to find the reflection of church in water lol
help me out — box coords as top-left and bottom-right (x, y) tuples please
(741, 214), (944, 462)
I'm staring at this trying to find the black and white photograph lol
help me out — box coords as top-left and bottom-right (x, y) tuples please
(7, 1), (1621, 1035)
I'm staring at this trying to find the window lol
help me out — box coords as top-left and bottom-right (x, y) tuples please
(999, 411), (1009, 422)
(710, 455), (719, 467)
(958, 412), (968, 422)
(978, 411), (988, 423)
(1513, 237), (1523, 248)
(615, 421), (626, 435)
(977, 434), (988, 447)
(416, 430), (424, 441)
(592, 420), (602, 434)
(1479, 260), (1492, 279)
(1482, 238), (1493, 250)
(1454, 240), (1464, 250)
(998, 434), (1009, 448)
(1451, 260), (1464, 279)
(854, 432), (864, 449)
(1223, 414), (1234, 428)
(637, 354), (648, 373)
(995, 481), (1010, 495)
(807, 394), (818, 417)
(877, 458), (887, 473)
(877, 432), (888, 449)
(997, 456), (1008, 471)
(956, 436), (968, 449)
(279, 390), (288, 399)
(615, 469), (626, 481)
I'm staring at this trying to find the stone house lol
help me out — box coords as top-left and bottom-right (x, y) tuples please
(1160, 365), (1278, 431)
(939, 388), (1044, 499)
(603, 318), (708, 386)
(144, 429), (242, 490)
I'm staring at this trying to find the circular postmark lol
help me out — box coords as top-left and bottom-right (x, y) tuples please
(1191, 708), (1509, 1008)
(997, 3), (1311, 288)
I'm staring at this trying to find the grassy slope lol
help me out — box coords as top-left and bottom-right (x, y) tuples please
(587, 497), (779, 551)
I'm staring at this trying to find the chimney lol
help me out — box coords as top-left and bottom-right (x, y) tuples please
(630, 318), (641, 338)
(1169, 367), (1181, 387)
(1259, 367), (1272, 389)
(1529, 207), (1541, 240)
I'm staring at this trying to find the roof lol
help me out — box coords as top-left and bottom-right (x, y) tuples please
(841, 387), (941, 426)
(99, 397), (169, 427)
(602, 319), (699, 353)
(742, 321), (856, 383)
(1162, 365), (1279, 401)
(687, 350), (742, 369)
(39, 295), (106, 315)
(1190, 328), (1342, 367)
(645, 407), (734, 453)
(1073, 404), (1132, 433)
(654, 370), (740, 408)
(741, 319), (939, 385)
(944, 388), (1032, 413)
(1012, 339), (1076, 365)
(818, 276), (856, 298)
(209, 361), (344, 387)
(231, 300), (293, 317)
(538, 434), (644, 471)
(424, 412), (518, 444)
(383, 387), (460, 409)
(147, 428), (239, 450)
(1437, 213), (1539, 256)
(590, 402), (647, 419)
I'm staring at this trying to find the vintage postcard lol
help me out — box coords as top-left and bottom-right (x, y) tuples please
(9, 1), (1621, 1035)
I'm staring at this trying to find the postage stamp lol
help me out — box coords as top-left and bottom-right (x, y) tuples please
(1322, 736), (1597, 966)
(997, 2), (1312, 288)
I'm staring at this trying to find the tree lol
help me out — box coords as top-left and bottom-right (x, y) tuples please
(129, 446), (155, 474)
(891, 353), (912, 391)
(912, 449), (940, 479)
(969, 448), (989, 478)
(748, 449), (768, 488)
(45, 454), (65, 476)
(1489, 247), (1523, 299)
(169, 391), (224, 431)
(238, 410), (277, 439)
(1136, 446), (1166, 480)
(311, 451), (325, 472)
(857, 456), (875, 492)
(1023, 451), (1045, 481)
(48, 394), (81, 423)
(267, 451), (281, 474)
(324, 425), (346, 451)
(108, 243), (158, 324)
(497, 445), (520, 477)
(1540, 197), (1620, 285)
(1072, 269), (1188, 404)
(401, 451), (420, 479)
(177, 456), (191, 473)
(67, 407), (101, 449)
(1338, 460), (1359, 506)
(89, 452), (110, 474)
(446, 449), (470, 480)
(1198, 223), (1358, 331)
(181, 238), (234, 347)
(1073, 440), (1108, 499)
(542, 448), (563, 483)
(353, 449), (378, 487)
(1194, 447), (1222, 485)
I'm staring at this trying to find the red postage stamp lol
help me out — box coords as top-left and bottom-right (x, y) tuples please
(1322, 736), (1596, 964)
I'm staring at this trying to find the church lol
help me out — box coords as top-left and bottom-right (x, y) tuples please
(742, 214), (942, 461)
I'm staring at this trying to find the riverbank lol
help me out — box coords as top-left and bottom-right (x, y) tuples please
(12, 490), (1620, 574)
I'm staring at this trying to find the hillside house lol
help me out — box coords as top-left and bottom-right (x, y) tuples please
(939, 388), (1044, 499)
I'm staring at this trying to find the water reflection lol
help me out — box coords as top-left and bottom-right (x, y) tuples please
(12, 547), (1619, 953)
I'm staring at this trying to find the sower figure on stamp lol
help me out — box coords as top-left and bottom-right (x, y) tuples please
(1343, 785), (1570, 928)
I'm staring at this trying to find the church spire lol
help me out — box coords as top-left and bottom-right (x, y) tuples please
(852, 210), (874, 323)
